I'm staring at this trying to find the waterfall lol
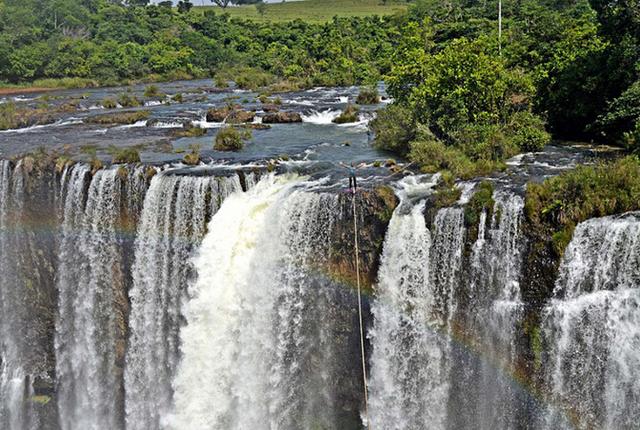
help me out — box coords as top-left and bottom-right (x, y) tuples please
(450, 192), (526, 429)
(172, 174), (363, 429)
(368, 202), (450, 429)
(369, 186), (530, 430)
(0, 160), (39, 430)
(368, 182), (466, 430)
(540, 213), (640, 430)
(125, 173), (242, 430)
(55, 166), (126, 430)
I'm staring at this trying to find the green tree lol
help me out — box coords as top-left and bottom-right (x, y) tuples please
(177, 1), (193, 13)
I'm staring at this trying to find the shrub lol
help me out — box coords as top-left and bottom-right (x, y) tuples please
(144, 85), (162, 98)
(85, 110), (150, 125)
(505, 111), (551, 153)
(117, 93), (142, 108)
(172, 93), (184, 103)
(110, 147), (141, 164)
(525, 156), (640, 256)
(409, 137), (502, 180)
(370, 104), (417, 155)
(217, 66), (275, 91)
(235, 68), (275, 90)
(102, 98), (117, 109)
(623, 121), (640, 153)
(0, 102), (56, 130)
(214, 76), (229, 88)
(332, 104), (360, 124)
(356, 87), (380, 105)
(214, 127), (243, 151)
(183, 144), (201, 165)
(433, 171), (462, 208)
(173, 123), (206, 138)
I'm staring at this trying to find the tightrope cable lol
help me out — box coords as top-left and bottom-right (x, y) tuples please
(352, 193), (370, 429)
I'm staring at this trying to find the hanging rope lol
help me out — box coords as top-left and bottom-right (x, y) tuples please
(352, 193), (371, 429)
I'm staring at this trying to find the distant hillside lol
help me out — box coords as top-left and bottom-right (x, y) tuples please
(196, 0), (409, 23)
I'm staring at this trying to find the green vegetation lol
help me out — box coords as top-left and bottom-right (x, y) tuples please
(117, 93), (142, 108)
(369, 0), (639, 177)
(0, 101), (55, 130)
(110, 147), (141, 164)
(85, 110), (150, 125)
(464, 181), (495, 243)
(433, 171), (462, 209)
(183, 144), (202, 165)
(370, 104), (417, 154)
(173, 123), (207, 138)
(214, 127), (243, 151)
(356, 87), (380, 105)
(196, 0), (409, 23)
(0, 1), (400, 89)
(102, 98), (117, 109)
(143, 85), (163, 98)
(525, 156), (640, 257)
(333, 104), (360, 124)
(379, 32), (550, 177)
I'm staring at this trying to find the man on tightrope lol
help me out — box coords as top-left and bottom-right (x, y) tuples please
(339, 161), (364, 193)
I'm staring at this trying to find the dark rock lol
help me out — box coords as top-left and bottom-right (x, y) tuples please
(320, 186), (398, 292)
(206, 107), (229, 122)
(226, 110), (255, 124)
(262, 111), (302, 124)
(262, 104), (279, 113)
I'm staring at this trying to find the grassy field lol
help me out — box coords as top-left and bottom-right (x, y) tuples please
(195, 0), (409, 23)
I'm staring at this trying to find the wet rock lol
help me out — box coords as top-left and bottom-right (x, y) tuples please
(226, 110), (255, 124)
(262, 104), (279, 113)
(206, 107), (255, 124)
(321, 186), (398, 292)
(262, 111), (302, 124)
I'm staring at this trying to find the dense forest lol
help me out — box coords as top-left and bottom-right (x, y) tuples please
(0, 0), (397, 87)
(0, 0), (638, 158)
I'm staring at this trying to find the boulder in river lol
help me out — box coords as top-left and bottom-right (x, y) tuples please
(205, 107), (229, 122)
(262, 111), (302, 124)
(205, 107), (255, 124)
(226, 110), (256, 124)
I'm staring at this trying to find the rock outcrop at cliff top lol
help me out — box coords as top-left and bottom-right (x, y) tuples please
(319, 186), (398, 291)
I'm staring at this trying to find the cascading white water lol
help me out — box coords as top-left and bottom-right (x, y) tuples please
(463, 192), (525, 429)
(0, 160), (38, 430)
(125, 173), (241, 430)
(301, 109), (341, 124)
(369, 183), (530, 430)
(540, 213), (640, 430)
(171, 174), (361, 429)
(368, 201), (451, 429)
(56, 166), (124, 430)
(430, 207), (465, 329)
(368, 176), (466, 430)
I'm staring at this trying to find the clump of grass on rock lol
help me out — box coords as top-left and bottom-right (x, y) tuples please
(85, 110), (150, 125)
(214, 127), (244, 151)
(110, 147), (141, 164)
(333, 104), (359, 124)
(356, 87), (380, 105)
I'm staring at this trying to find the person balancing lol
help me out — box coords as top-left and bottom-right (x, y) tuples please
(339, 161), (365, 193)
